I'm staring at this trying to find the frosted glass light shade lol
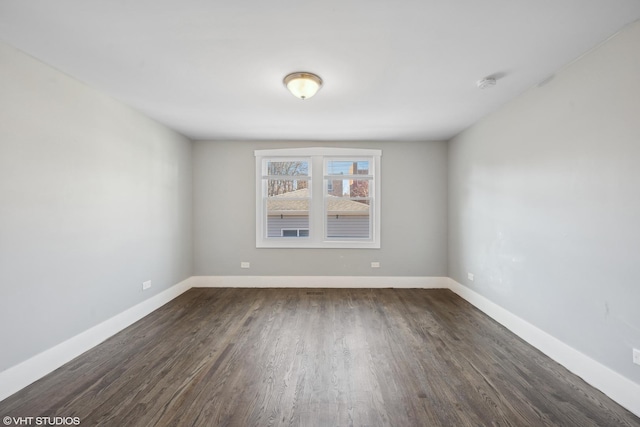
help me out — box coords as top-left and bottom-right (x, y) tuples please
(283, 72), (323, 100)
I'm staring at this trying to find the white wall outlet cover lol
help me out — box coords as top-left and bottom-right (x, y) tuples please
(467, 273), (474, 281)
(240, 262), (250, 269)
(371, 262), (380, 268)
(633, 348), (640, 366)
(142, 280), (151, 290)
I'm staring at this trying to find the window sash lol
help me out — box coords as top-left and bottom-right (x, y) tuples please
(323, 157), (374, 241)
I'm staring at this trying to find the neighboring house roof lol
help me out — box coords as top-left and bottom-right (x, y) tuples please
(267, 188), (369, 216)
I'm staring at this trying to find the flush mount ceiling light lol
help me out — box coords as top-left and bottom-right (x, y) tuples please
(283, 72), (323, 100)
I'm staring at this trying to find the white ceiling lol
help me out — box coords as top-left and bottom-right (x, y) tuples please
(1, 1), (640, 141)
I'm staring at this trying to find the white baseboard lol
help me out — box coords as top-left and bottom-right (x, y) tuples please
(0, 275), (443, 402)
(188, 275), (449, 289)
(0, 278), (192, 402)
(2, 275), (638, 419)
(447, 278), (640, 418)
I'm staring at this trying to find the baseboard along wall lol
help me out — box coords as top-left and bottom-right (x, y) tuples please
(0, 278), (192, 402)
(188, 275), (450, 289)
(446, 278), (640, 418)
(1, 275), (638, 418)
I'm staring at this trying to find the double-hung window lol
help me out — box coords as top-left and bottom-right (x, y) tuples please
(255, 147), (381, 248)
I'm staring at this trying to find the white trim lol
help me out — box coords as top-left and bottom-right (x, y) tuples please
(447, 278), (640, 418)
(189, 275), (448, 289)
(255, 147), (382, 157)
(2, 275), (638, 418)
(0, 278), (192, 402)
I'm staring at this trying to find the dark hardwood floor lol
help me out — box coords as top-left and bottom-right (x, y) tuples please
(1, 288), (638, 426)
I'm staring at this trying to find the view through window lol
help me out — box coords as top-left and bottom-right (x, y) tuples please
(255, 147), (381, 248)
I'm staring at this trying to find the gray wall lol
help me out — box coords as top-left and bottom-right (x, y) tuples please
(194, 140), (447, 276)
(448, 21), (640, 383)
(0, 42), (193, 372)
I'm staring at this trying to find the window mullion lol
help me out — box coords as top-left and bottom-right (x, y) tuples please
(310, 155), (324, 244)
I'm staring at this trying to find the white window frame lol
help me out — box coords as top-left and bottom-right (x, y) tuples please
(255, 147), (381, 249)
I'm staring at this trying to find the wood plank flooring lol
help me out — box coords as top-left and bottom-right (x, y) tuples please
(1, 288), (638, 426)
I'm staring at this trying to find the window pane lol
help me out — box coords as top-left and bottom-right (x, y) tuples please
(267, 160), (308, 176)
(326, 160), (370, 176)
(267, 179), (309, 197)
(327, 179), (369, 198)
(267, 181), (310, 238)
(326, 211), (371, 239)
(326, 197), (370, 239)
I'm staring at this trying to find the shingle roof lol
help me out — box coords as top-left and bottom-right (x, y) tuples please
(267, 188), (369, 216)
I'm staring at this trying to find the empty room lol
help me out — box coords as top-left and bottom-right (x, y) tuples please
(1, 1), (639, 426)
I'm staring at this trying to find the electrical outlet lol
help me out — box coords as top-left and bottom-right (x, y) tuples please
(371, 262), (380, 268)
(241, 262), (250, 269)
(142, 280), (151, 291)
(633, 348), (640, 366)
(467, 273), (474, 281)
